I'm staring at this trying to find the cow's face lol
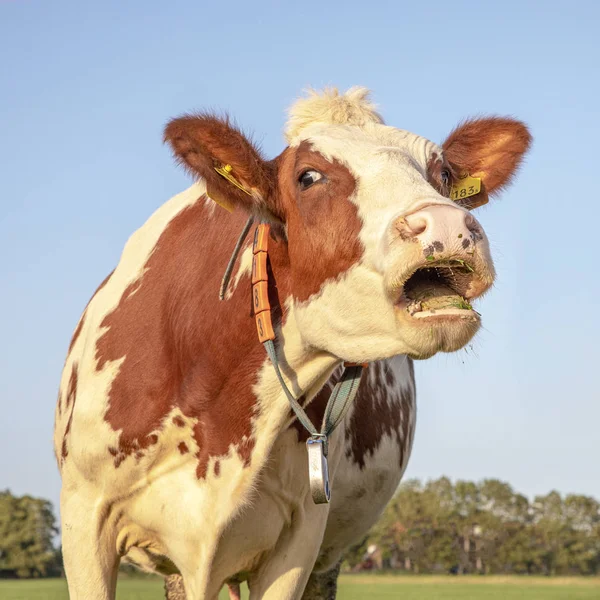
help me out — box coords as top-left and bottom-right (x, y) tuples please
(165, 87), (531, 361)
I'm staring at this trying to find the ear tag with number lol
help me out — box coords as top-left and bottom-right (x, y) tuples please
(451, 173), (482, 202)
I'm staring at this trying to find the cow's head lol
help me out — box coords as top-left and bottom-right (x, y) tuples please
(164, 87), (531, 361)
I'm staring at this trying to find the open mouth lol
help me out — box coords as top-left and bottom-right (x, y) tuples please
(397, 260), (480, 320)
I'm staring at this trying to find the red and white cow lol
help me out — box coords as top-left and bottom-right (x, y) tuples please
(54, 87), (531, 599)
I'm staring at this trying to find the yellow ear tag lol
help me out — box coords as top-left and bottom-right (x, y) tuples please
(214, 164), (253, 196)
(450, 174), (482, 202)
(205, 183), (235, 213)
(206, 164), (253, 213)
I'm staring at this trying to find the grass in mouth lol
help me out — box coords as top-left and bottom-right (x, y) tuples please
(452, 297), (473, 310)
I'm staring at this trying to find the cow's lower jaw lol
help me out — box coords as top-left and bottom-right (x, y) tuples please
(396, 308), (481, 359)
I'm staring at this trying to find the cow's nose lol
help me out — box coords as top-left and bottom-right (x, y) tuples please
(398, 204), (482, 250)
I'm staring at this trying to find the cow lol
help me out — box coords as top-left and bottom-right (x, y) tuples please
(54, 86), (531, 600)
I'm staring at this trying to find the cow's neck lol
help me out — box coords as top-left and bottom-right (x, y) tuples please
(260, 301), (341, 409)
(246, 224), (343, 424)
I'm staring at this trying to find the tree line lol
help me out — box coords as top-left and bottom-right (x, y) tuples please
(2, 479), (600, 578)
(344, 478), (600, 576)
(0, 490), (61, 578)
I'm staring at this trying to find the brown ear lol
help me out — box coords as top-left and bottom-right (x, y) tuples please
(443, 117), (532, 197)
(164, 113), (280, 218)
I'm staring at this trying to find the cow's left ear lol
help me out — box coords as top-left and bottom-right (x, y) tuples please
(164, 113), (282, 220)
(442, 117), (532, 197)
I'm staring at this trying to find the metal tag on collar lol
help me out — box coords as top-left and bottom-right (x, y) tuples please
(306, 435), (330, 504)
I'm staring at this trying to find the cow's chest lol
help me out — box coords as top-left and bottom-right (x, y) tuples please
(212, 356), (417, 578)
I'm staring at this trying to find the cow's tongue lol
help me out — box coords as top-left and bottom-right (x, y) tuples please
(405, 281), (472, 316)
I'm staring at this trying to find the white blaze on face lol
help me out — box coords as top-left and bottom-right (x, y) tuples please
(285, 88), (493, 362)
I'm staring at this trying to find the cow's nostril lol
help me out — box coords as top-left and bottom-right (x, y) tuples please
(404, 214), (428, 236)
(409, 219), (427, 236)
(465, 213), (478, 232)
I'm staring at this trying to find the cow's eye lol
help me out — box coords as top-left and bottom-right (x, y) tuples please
(440, 169), (451, 187)
(298, 170), (324, 190)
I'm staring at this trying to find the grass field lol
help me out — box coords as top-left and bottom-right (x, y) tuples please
(1, 575), (599, 599)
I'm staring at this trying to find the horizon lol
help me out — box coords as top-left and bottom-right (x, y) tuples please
(1, 0), (598, 519)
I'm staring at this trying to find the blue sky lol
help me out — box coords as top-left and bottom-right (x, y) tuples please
(1, 0), (598, 517)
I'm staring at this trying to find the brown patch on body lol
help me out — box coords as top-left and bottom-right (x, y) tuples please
(95, 198), (291, 476)
(344, 361), (415, 469)
(291, 360), (415, 473)
(178, 442), (189, 455)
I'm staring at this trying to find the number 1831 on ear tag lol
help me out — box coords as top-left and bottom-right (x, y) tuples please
(307, 436), (331, 504)
(451, 174), (481, 201)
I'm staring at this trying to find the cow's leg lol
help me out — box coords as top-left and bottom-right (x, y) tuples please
(61, 493), (119, 600)
(301, 562), (342, 600)
(247, 521), (325, 600)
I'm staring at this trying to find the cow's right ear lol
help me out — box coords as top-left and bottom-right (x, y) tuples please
(164, 114), (281, 219)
